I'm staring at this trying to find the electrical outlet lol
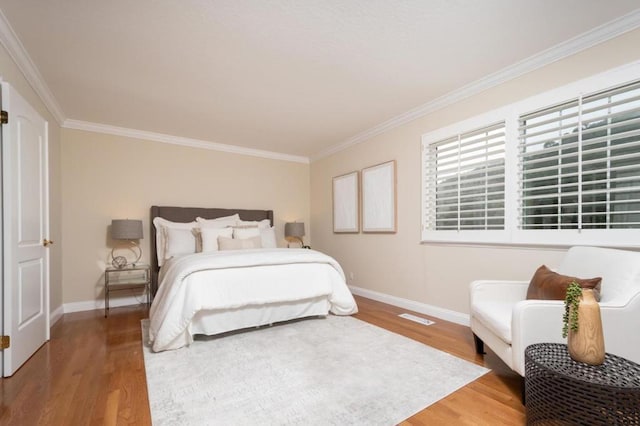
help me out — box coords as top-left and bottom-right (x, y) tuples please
(349, 272), (355, 281)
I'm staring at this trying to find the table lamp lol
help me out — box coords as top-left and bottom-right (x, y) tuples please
(111, 219), (143, 268)
(285, 222), (309, 248)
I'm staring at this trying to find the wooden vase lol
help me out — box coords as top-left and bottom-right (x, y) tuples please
(568, 289), (605, 365)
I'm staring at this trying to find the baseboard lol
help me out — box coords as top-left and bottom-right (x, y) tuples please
(59, 286), (469, 326)
(63, 294), (147, 314)
(50, 304), (64, 326)
(349, 285), (470, 326)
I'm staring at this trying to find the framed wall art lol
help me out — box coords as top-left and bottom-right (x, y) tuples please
(361, 160), (396, 233)
(332, 171), (359, 233)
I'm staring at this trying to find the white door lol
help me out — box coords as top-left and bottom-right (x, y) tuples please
(1, 82), (50, 377)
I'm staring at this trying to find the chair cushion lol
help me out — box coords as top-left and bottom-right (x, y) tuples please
(559, 246), (640, 305)
(526, 265), (601, 300)
(471, 301), (513, 344)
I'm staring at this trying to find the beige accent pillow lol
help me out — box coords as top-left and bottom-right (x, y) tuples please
(191, 228), (203, 252)
(218, 236), (262, 251)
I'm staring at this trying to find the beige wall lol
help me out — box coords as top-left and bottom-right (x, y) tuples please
(310, 29), (640, 317)
(5, 25), (638, 317)
(61, 128), (310, 304)
(0, 44), (63, 314)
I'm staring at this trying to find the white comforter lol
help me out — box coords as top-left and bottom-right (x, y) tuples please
(149, 248), (357, 352)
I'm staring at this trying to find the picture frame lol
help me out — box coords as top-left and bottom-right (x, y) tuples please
(361, 160), (397, 233)
(332, 171), (359, 233)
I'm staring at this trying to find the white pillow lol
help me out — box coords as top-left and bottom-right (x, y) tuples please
(152, 217), (197, 265)
(201, 227), (234, 252)
(164, 227), (198, 259)
(218, 235), (262, 251)
(236, 219), (271, 229)
(196, 214), (240, 228)
(233, 227), (261, 239)
(260, 227), (277, 248)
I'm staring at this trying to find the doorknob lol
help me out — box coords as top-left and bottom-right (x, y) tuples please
(43, 239), (54, 247)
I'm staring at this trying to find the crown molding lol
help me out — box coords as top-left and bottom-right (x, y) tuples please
(2, 5), (638, 162)
(311, 8), (640, 161)
(0, 9), (65, 124)
(62, 119), (310, 164)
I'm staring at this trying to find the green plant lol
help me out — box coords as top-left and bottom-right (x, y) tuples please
(562, 281), (583, 338)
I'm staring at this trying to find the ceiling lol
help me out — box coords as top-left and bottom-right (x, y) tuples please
(0, 1), (639, 159)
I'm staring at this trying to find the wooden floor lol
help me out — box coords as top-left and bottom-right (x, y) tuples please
(0, 296), (526, 425)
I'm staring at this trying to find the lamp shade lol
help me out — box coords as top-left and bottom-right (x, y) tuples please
(111, 219), (143, 240)
(285, 222), (305, 238)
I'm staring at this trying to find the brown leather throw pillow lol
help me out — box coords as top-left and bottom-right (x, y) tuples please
(526, 265), (602, 301)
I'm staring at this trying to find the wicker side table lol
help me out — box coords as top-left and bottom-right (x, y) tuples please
(525, 343), (640, 425)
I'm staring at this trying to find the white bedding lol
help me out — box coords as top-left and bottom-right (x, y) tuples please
(149, 248), (358, 352)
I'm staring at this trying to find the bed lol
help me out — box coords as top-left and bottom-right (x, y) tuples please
(148, 206), (358, 352)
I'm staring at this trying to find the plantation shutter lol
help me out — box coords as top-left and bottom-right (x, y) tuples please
(424, 122), (506, 231)
(519, 80), (640, 229)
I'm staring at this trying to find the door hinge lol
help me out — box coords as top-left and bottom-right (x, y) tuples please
(0, 110), (7, 125)
(0, 335), (9, 350)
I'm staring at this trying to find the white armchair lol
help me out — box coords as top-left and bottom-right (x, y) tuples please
(469, 246), (640, 376)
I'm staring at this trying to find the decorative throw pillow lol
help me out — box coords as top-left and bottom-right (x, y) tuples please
(200, 227), (234, 252)
(196, 214), (240, 228)
(192, 228), (203, 253)
(218, 235), (262, 251)
(236, 219), (271, 229)
(152, 217), (198, 265)
(233, 227), (261, 239)
(526, 265), (602, 300)
(164, 227), (198, 260)
(260, 227), (278, 248)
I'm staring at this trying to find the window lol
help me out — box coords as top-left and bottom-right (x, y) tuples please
(519, 81), (640, 230)
(421, 61), (640, 247)
(424, 122), (505, 231)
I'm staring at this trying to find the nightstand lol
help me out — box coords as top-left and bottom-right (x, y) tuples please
(525, 343), (640, 424)
(104, 263), (151, 317)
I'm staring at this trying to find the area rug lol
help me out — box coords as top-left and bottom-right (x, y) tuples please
(142, 316), (488, 425)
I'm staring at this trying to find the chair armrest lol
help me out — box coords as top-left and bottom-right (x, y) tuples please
(598, 295), (640, 364)
(469, 280), (529, 306)
(511, 300), (565, 376)
(511, 295), (640, 376)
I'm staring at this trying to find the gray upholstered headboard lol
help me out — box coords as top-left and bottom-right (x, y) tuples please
(150, 206), (274, 296)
